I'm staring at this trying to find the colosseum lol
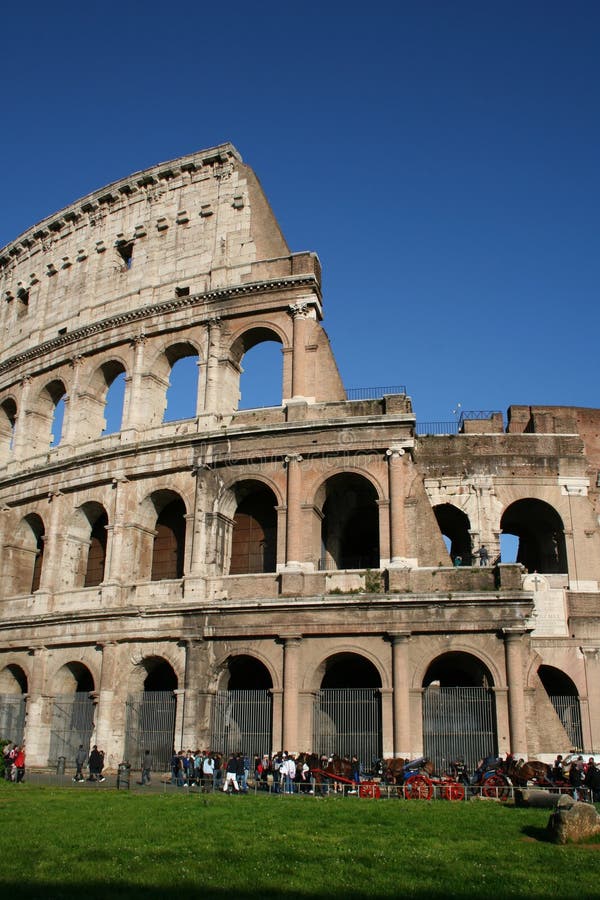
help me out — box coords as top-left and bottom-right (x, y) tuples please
(0, 143), (598, 775)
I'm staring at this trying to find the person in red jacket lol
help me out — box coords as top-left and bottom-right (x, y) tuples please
(14, 745), (25, 783)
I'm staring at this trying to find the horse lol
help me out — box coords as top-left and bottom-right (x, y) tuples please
(382, 757), (435, 785)
(501, 757), (552, 786)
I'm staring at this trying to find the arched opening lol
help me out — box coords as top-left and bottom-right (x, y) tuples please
(319, 474), (380, 570)
(538, 665), (583, 750)
(422, 652), (497, 772)
(314, 653), (382, 762)
(48, 662), (95, 766)
(151, 495), (186, 581)
(229, 482), (277, 574)
(125, 657), (178, 772)
(63, 502), (108, 589)
(84, 511), (108, 587)
(5, 513), (45, 596)
(0, 664), (28, 745)
(230, 328), (284, 412)
(0, 397), (17, 464)
(501, 499), (567, 574)
(164, 353), (199, 422)
(434, 504), (472, 565)
(211, 655), (273, 757)
(239, 341), (283, 409)
(50, 389), (67, 448)
(102, 366), (126, 435)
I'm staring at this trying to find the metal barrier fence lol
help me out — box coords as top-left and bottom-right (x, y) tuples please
(48, 693), (94, 767)
(550, 694), (583, 750)
(422, 686), (497, 774)
(124, 691), (176, 773)
(345, 386), (406, 400)
(0, 694), (26, 744)
(313, 689), (382, 764)
(210, 690), (273, 759)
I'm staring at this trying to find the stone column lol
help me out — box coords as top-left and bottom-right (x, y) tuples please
(37, 490), (64, 596)
(288, 302), (314, 400)
(63, 355), (83, 445)
(390, 632), (412, 758)
(503, 628), (528, 758)
(203, 317), (222, 415)
(93, 642), (121, 767)
(181, 640), (203, 749)
(581, 647), (600, 752)
(281, 636), (302, 753)
(12, 376), (32, 460)
(104, 476), (128, 584)
(387, 446), (416, 567)
(23, 646), (49, 768)
(122, 334), (146, 432)
(173, 689), (186, 752)
(284, 455), (303, 569)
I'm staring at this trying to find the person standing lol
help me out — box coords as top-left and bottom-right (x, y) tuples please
(141, 750), (152, 785)
(477, 545), (489, 566)
(74, 744), (87, 782)
(14, 745), (26, 783)
(202, 752), (214, 792)
(88, 745), (104, 782)
(223, 754), (240, 793)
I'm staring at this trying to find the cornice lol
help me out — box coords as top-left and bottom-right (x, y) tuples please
(0, 274), (320, 377)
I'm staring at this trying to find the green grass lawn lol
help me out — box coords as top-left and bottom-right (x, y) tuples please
(1, 784), (599, 899)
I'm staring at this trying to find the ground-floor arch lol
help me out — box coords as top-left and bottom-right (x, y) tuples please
(0, 663), (28, 744)
(124, 657), (178, 773)
(422, 652), (497, 772)
(313, 652), (382, 764)
(211, 655), (273, 758)
(48, 663), (96, 766)
(537, 664), (583, 750)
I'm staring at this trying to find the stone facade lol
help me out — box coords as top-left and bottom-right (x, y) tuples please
(0, 144), (599, 772)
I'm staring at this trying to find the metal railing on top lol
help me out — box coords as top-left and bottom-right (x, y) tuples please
(345, 386), (406, 400)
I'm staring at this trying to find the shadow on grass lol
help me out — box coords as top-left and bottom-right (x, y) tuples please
(0, 887), (494, 900)
(521, 824), (552, 842)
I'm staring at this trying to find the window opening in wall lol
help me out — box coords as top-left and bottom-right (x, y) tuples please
(239, 341), (282, 409)
(164, 355), (199, 422)
(116, 240), (133, 269)
(0, 398), (17, 458)
(50, 394), (66, 447)
(16, 288), (29, 318)
(103, 371), (126, 434)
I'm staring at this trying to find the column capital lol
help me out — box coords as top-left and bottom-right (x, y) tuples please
(388, 631), (412, 644)
(279, 633), (303, 644)
(288, 301), (315, 319)
(284, 454), (303, 465)
(580, 646), (600, 660)
(502, 627), (531, 641)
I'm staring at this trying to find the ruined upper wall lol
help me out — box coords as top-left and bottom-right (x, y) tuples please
(0, 144), (296, 359)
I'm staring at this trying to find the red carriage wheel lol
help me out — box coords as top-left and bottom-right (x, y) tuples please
(359, 783), (381, 799)
(481, 773), (510, 801)
(404, 774), (433, 800)
(442, 781), (466, 802)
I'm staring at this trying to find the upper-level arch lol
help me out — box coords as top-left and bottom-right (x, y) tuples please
(24, 378), (68, 455)
(3, 512), (45, 597)
(144, 340), (201, 426)
(77, 357), (128, 441)
(0, 396), (17, 465)
(500, 498), (567, 574)
(137, 489), (188, 582)
(315, 472), (381, 570)
(60, 501), (109, 590)
(433, 503), (472, 565)
(226, 325), (287, 411)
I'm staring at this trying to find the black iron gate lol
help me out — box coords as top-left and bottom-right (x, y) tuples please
(124, 691), (176, 773)
(210, 690), (272, 758)
(549, 694), (583, 750)
(312, 689), (382, 764)
(0, 694), (26, 744)
(422, 686), (497, 774)
(48, 693), (95, 766)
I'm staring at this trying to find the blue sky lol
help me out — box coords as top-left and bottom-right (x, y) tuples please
(2, 1), (598, 422)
